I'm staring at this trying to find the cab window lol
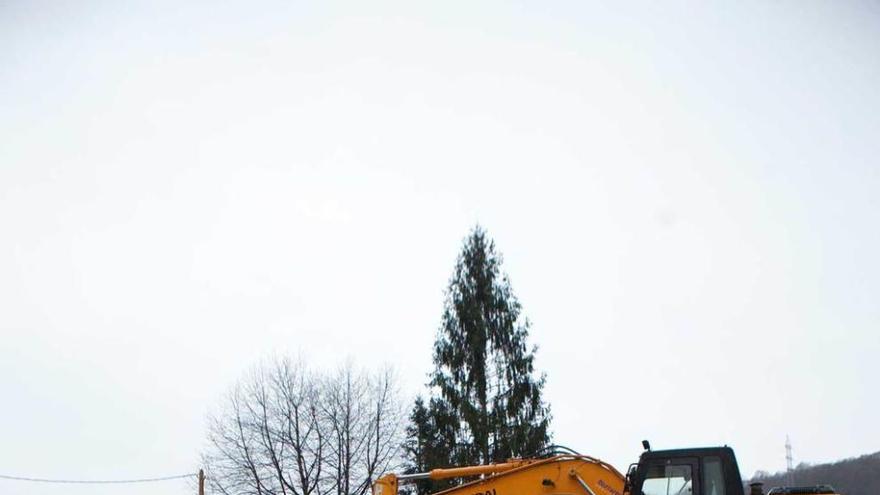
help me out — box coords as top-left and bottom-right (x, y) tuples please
(702, 457), (726, 495)
(641, 464), (693, 495)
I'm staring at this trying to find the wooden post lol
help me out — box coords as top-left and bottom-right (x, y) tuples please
(198, 469), (206, 495)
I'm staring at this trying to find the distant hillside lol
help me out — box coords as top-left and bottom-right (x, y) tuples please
(748, 451), (880, 495)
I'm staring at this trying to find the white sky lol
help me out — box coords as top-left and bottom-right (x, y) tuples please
(1, 1), (878, 494)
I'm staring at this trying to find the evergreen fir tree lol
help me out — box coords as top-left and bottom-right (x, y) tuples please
(402, 397), (458, 495)
(426, 226), (551, 467)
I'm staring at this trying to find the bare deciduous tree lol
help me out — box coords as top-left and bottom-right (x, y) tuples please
(203, 358), (405, 495)
(321, 364), (404, 495)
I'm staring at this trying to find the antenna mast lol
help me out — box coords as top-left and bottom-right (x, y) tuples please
(785, 435), (794, 486)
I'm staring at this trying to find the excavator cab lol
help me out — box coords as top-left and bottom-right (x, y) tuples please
(626, 445), (745, 495)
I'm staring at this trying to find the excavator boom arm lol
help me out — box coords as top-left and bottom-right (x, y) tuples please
(373, 456), (625, 495)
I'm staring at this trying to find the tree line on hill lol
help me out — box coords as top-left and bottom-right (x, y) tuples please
(748, 452), (880, 495)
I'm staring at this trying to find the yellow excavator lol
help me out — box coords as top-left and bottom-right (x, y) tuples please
(374, 442), (745, 495)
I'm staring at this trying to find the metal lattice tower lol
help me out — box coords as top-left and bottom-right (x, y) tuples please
(785, 435), (794, 485)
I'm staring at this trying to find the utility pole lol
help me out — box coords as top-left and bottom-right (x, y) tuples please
(785, 436), (794, 486)
(198, 469), (206, 495)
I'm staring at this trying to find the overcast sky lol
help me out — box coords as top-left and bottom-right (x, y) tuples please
(2, 1), (879, 494)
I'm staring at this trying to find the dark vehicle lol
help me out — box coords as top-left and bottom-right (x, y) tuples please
(766, 487), (838, 495)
